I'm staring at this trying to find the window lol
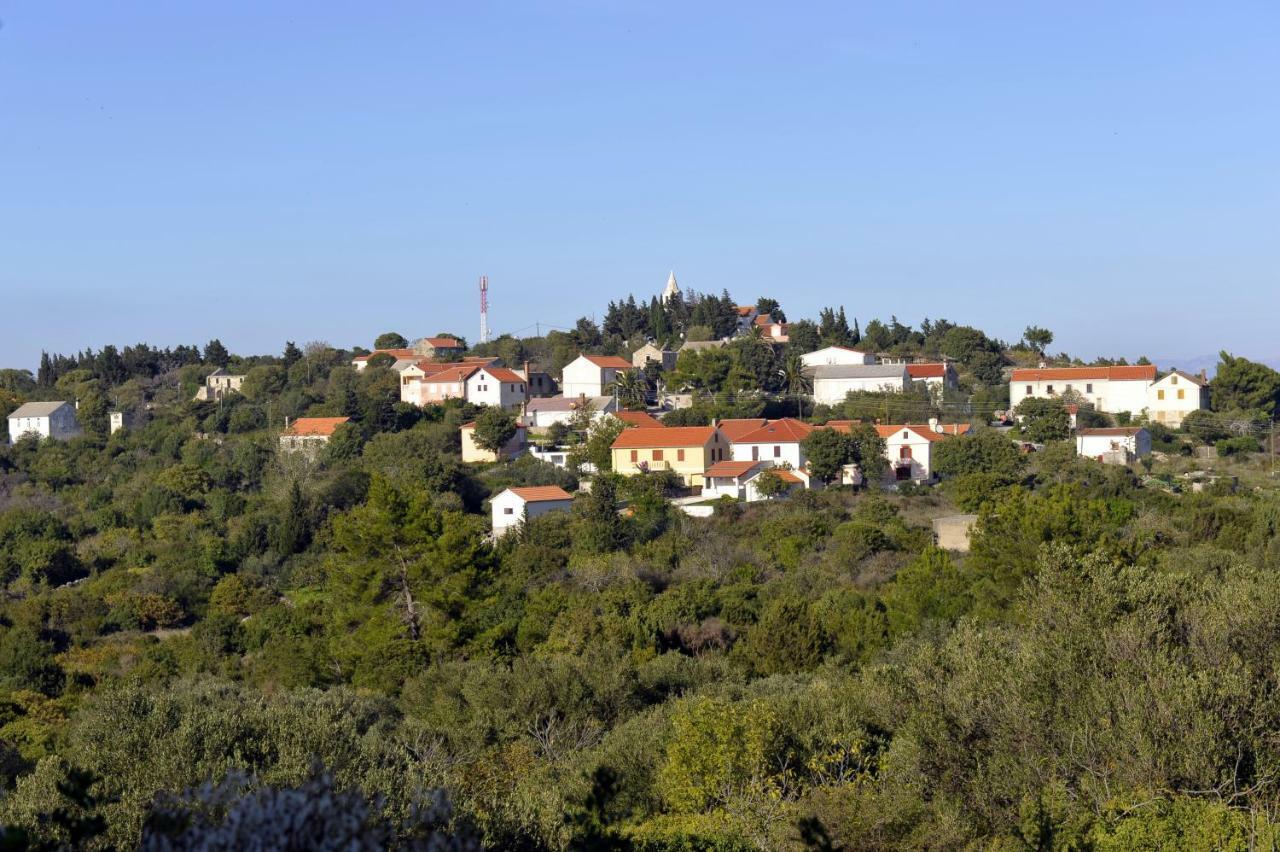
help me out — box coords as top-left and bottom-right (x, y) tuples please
(1157, 389), (1165, 400)
(902, 431), (909, 439)
(677, 449), (685, 461)
(630, 450), (638, 462)
(1171, 376), (1178, 384)
(1177, 389), (1185, 400)
(1047, 385), (1055, 395)
(653, 450), (663, 461)
(1065, 384), (1073, 392)
(503, 507), (514, 515)
(751, 446), (759, 461)
(1086, 383), (1093, 393)
(774, 445), (782, 457)
(1025, 385), (1033, 395)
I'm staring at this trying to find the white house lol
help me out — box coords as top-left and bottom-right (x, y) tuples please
(702, 460), (769, 500)
(727, 418), (814, 469)
(872, 423), (970, 483)
(1010, 365), (1156, 416)
(801, 346), (876, 368)
(1147, 370), (1209, 427)
(491, 486), (575, 538)
(465, 366), (527, 412)
(907, 363), (959, 392)
(744, 467), (808, 501)
(810, 364), (910, 406)
(7, 401), (81, 445)
(278, 416), (350, 455)
(561, 354), (634, 399)
(1076, 427), (1152, 464)
(522, 395), (617, 429)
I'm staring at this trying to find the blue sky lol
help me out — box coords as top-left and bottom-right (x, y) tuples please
(2, 2), (1277, 371)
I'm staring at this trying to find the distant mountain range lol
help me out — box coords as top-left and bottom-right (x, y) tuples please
(1139, 354), (1280, 379)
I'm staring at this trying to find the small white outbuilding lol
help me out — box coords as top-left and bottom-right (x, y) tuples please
(7, 401), (81, 445)
(491, 486), (575, 538)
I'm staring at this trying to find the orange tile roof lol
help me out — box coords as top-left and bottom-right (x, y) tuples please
(422, 365), (480, 384)
(715, 418), (769, 442)
(481, 367), (526, 383)
(733, 418), (814, 444)
(423, 337), (463, 349)
(772, 469), (804, 484)
(736, 305), (757, 316)
(507, 485), (574, 502)
(615, 410), (662, 427)
(611, 426), (718, 450)
(706, 460), (764, 478)
(907, 363), (948, 378)
(582, 354), (634, 370)
(283, 416), (350, 437)
(1010, 365), (1156, 382)
(353, 348), (417, 362)
(873, 423), (969, 442)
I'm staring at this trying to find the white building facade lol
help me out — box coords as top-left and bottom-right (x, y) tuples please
(1147, 370), (1209, 427)
(1010, 365), (1156, 415)
(810, 365), (910, 406)
(800, 346), (876, 368)
(491, 486), (575, 537)
(464, 367), (528, 412)
(7, 401), (81, 445)
(1076, 427), (1152, 462)
(561, 354), (633, 399)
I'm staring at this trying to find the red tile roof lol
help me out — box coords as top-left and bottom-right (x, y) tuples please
(507, 486), (574, 502)
(733, 418), (814, 444)
(614, 410), (663, 428)
(1010, 365), (1157, 382)
(422, 337), (464, 349)
(353, 348), (417, 362)
(873, 424), (966, 442)
(422, 365), (480, 384)
(283, 417), (350, 437)
(582, 354), (634, 370)
(772, 469), (804, 484)
(907, 363), (948, 379)
(611, 426), (718, 450)
(481, 367), (526, 383)
(736, 305), (757, 316)
(715, 418), (769, 442)
(706, 460), (764, 478)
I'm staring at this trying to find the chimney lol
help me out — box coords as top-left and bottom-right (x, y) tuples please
(928, 417), (940, 433)
(1200, 369), (1208, 382)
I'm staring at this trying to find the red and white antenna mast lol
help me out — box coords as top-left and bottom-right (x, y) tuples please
(479, 275), (491, 344)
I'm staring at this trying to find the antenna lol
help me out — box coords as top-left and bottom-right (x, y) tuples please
(479, 275), (490, 344)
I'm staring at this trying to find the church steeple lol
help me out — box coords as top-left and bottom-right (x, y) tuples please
(661, 270), (680, 304)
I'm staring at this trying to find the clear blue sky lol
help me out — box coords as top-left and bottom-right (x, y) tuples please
(2, 2), (1277, 371)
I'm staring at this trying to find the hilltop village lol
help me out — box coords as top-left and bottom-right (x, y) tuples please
(1, 274), (1279, 848)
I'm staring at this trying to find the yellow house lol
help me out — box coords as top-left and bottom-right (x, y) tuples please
(460, 421), (527, 463)
(610, 426), (729, 487)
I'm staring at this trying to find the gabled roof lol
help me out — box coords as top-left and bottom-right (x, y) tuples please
(477, 366), (526, 383)
(1156, 369), (1207, 387)
(679, 339), (727, 351)
(353, 348), (417, 362)
(614, 410), (662, 428)
(579, 354), (633, 370)
(907, 363), (949, 379)
(705, 460), (765, 479)
(735, 305), (757, 317)
(505, 486), (574, 503)
(874, 424), (957, 442)
(422, 365), (481, 384)
(715, 418), (770, 442)
(283, 416), (350, 437)
(745, 467), (803, 484)
(8, 401), (73, 418)
(421, 337), (464, 349)
(1010, 365), (1156, 382)
(611, 426), (718, 450)
(733, 418), (814, 444)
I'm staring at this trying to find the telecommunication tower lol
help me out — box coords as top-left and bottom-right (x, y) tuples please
(479, 275), (490, 344)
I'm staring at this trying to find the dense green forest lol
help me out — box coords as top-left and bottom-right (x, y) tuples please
(2, 309), (1280, 849)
